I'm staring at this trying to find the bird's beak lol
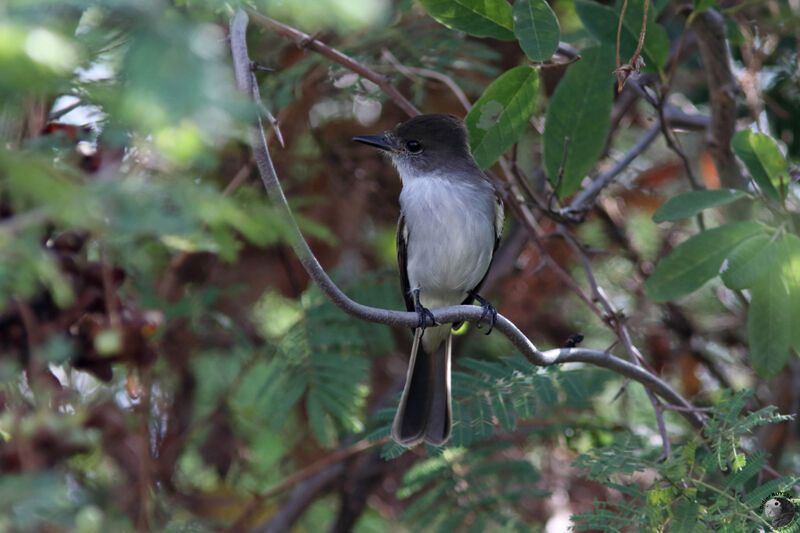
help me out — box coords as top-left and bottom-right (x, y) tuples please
(353, 134), (395, 152)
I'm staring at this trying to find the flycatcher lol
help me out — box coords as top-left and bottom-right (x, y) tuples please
(354, 114), (504, 447)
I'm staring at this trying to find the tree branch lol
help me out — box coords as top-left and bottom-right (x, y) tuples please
(229, 9), (703, 429)
(245, 9), (420, 117)
(570, 122), (661, 210)
(682, 6), (746, 189)
(229, 438), (387, 532)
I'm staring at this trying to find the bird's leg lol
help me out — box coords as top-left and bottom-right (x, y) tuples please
(469, 292), (497, 335)
(411, 288), (437, 334)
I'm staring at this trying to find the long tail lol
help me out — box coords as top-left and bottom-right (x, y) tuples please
(392, 328), (452, 447)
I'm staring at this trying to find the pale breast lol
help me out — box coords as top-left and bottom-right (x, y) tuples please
(399, 175), (496, 309)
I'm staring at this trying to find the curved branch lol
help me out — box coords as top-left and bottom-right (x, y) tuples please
(229, 10), (703, 430)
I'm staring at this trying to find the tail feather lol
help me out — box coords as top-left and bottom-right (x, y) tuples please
(423, 333), (452, 445)
(392, 328), (452, 447)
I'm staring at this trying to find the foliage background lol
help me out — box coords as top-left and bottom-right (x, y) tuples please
(1, 0), (799, 531)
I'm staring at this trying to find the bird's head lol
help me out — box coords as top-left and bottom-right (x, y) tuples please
(353, 114), (477, 178)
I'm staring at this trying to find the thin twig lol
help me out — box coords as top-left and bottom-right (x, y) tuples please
(630, 79), (706, 229)
(636, 0), (649, 59)
(558, 225), (674, 456)
(550, 136), (570, 206)
(648, 388), (672, 460)
(616, 0), (628, 82)
(249, 70), (285, 147)
(614, 0), (649, 90)
(246, 9), (420, 117)
(570, 122), (661, 210)
(381, 49), (471, 112)
(228, 437), (388, 532)
(223, 157), (255, 196)
(662, 404), (714, 413)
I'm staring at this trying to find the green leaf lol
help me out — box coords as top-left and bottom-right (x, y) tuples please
(306, 391), (335, 448)
(671, 501), (698, 533)
(652, 189), (749, 222)
(723, 450), (767, 489)
(743, 478), (799, 509)
(451, 401), (473, 448)
(645, 222), (764, 302)
(513, 0), (560, 61)
(719, 234), (775, 290)
(777, 234), (800, 352)
(465, 66), (539, 169)
(543, 46), (615, 197)
(492, 391), (515, 431)
(575, 0), (670, 72)
(731, 130), (789, 202)
(747, 264), (791, 377)
(417, 0), (515, 40)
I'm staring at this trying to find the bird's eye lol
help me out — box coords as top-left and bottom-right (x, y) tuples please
(406, 140), (422, 153)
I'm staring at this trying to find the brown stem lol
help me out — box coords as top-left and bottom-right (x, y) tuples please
(616, 0), (628, 84)
(228, 438), (388, 532)
(684, 7), (746, 189)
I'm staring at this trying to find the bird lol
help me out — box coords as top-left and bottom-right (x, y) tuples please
(354, 113), (504, 447)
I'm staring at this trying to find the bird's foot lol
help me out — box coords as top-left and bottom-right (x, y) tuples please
(412, 288), (437, 335)
(470, 292), (497, 335)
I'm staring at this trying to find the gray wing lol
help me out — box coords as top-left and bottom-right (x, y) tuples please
(461, 191), (504, 304)
(396, 214), (414, 313)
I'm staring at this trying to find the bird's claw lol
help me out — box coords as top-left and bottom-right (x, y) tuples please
(471, 293), (497, 335)
(412, 288), (437, 335)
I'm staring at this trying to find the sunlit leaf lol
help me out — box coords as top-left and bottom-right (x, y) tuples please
(731, 130), (789, 202)
(719, 233), (775, 290)
(777, 234), (800, 353)
(645, 222), (764, 301)
(747, 263), (791, 377)
(465, 66), (539, 169)
(417, 0), (515, 40)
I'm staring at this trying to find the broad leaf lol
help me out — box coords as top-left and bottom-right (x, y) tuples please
(513, 0), (560, 62)
(543, 46), (615, 197)
(418, 0), (515, 40)
(731, 130), (789, 203)
(645, 222), (764, 302)
(777, 234), (800, 352)
(747, 263), (791, 377)
(652, 189), (749, 222)
(575, 0), (669, 72)
(719, 234), (775, 290)
(466, 66), (539, 168)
